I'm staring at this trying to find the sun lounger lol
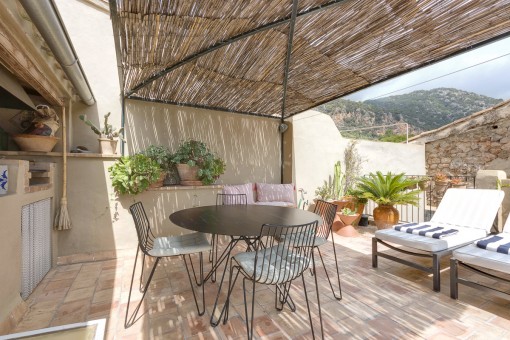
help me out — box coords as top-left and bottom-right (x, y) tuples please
(372, 188), (504, 291)
(450, 214), (510, 299)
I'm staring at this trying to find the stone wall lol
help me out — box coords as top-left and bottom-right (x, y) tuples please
(411, 101), (510, 178)
(426, 118), (510, 177)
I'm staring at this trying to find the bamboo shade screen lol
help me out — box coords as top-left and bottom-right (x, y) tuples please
(110, 0), (510, 118)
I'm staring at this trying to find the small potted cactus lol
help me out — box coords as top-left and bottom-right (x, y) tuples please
(79, 112), (124, 154)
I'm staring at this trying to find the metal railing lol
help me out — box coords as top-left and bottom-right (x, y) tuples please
(363, 175), (476, 224)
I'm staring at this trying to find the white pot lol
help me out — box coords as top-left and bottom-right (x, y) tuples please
(98, 138), (118, 155)
(0, 165), (7, 195)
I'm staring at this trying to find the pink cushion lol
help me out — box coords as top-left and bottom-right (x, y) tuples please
(256, 183), (294, 204)
(222, 183), (255, 204)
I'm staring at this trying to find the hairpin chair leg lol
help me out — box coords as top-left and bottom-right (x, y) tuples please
(311, 251), (324, 339)
(242, 276), (257, 340)
(125, 248), (161, 328)
(275, 281), (296, 312)
(222, 259), (241, 324)
(183, 252), (206, 315)
(302, 271), (315, 340)
(316, 242), (342, 300)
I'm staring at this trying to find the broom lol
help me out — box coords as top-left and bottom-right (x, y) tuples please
(54, 103), (71, 230)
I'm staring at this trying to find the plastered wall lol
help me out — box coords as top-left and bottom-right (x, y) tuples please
(291, 110), (426, 204)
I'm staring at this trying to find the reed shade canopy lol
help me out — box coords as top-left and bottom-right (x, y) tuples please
(109, 0), (510, 119)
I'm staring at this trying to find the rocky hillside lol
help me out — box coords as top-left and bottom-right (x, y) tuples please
(315, 88), (502, 139)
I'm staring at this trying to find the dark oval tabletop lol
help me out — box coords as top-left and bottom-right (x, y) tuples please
(170, 205), (322, 237)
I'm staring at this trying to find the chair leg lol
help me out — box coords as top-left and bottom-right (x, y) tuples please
(450, 258), (459, 299)
(311, 251), (324, 339)
(274, 282), (295, 312)
(242, 277), (257, 340)
(301, 272), (315, 340)
(317, 243), (342, 300)
(139, 253), (146, 292)
(222, 259), (241, 324)
(125, 248), (160, 328)
(182, 252), (206, 316)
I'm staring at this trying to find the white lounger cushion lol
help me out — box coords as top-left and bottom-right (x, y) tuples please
(452, 244), (510, 274)
(376, 224), (487, 252)
(452, 215), (510, 274)
(375, 189), (504, 252)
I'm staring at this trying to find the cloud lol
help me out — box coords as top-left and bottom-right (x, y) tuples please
(345, 37), (510, 101)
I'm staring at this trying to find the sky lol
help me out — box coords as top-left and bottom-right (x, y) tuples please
(344, 36), (510, 102)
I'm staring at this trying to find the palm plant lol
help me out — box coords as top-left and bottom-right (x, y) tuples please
(356, 171), (421, 206)
(355, 171), (421, 229)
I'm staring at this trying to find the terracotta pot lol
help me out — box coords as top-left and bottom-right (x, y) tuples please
(373, 204), (399, 229)
(338, 213), (359, 226)
(353, 202), (365, 226)
(149, 171), (167, 188)
(176, 164), (200, 185)
(98, 138), (118, 155)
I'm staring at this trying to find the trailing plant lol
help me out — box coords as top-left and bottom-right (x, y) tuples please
(171, 139), (226, 185)
(355, 171), (421, 206)
(79, 112), (124, 140)
(108, 154), (161, 195)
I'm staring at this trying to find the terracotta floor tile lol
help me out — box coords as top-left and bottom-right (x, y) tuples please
(6, 227), (510, 339)
(64, 286), (96, 303)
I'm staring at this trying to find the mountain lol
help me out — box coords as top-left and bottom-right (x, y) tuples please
(314, 88), (502, 140)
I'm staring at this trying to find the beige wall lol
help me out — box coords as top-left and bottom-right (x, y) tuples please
(125, 100), (282, 183)
(54, 0), (122, 154)
(291, 110), (426, 203)
(56, 103), (283, 257)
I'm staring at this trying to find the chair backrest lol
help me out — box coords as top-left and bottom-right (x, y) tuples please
(129, 202), (156, 255)
(253, 220), (318, 284)
(431, 188), (504, 230)
(216, 193), (248, 206)
(313, 199), (337, 239)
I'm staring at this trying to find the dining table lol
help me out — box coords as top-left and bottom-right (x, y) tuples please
(169, 204), (322, 326)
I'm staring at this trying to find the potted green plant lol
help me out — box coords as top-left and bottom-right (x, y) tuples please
(345, 186), (368, 226)
(355, 171), (420, 229)
(79, 112), (124, 154)
(417, 176), (431, 190)
(140, 145), (175, 187)
(108, 154), (161, 195)
(336, 207), (360, 237)
(171, 139), (226, 185)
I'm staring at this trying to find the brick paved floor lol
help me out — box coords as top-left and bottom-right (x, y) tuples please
(7, 226), (510, 339)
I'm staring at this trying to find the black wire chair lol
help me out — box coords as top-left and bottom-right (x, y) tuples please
(222, 220), (321, 339)
(209, 193), (248, 281)
(312, 199), (343, 300)
(125, 202), (211, 328)
(275, 200), (341, 301)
